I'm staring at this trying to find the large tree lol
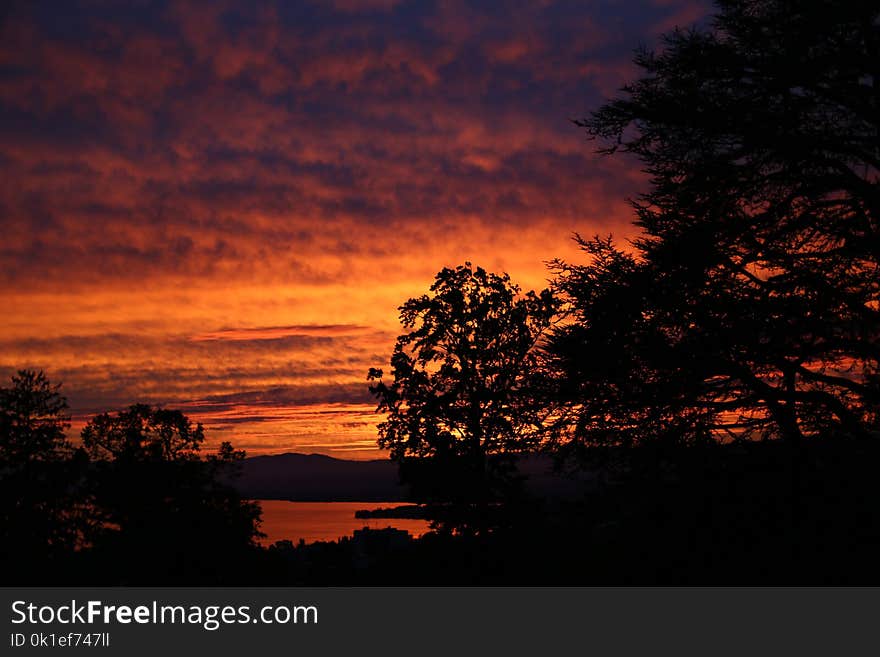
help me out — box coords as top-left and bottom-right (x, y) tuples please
(369, 263), (557, 510)
(549, 0), (880, 449)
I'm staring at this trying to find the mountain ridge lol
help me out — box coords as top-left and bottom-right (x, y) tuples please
(231, 451), (587, 502)
(231, 451), (406, 502)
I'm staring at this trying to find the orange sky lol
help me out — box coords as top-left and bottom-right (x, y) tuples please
(0, 0), (706, 458)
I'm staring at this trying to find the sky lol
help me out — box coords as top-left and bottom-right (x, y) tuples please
(0, 0), (706, 458)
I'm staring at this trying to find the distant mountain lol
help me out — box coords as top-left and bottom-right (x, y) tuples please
(231, 452), (406, 501)
(230, 452), (591, 502)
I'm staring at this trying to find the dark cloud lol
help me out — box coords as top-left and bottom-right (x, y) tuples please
(0, 0), (707, 456)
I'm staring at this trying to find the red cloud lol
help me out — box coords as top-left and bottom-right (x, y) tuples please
(0, 0), (704, 456)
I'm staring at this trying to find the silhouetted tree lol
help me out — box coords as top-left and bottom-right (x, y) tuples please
(81, 404), (262, 583)
(0, 369), (71, 463)
(82, 403), (206, 463)
(0, 371), (92, 581)
(369, 263), (557, 526)
(550, 0), (880, 450)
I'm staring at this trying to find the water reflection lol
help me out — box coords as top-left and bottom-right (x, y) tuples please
(257, 500), (430, 545)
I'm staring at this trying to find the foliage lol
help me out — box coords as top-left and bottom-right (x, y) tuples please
(81, 405), (263, 583)
(82, 403), (206, 462)
(0, 369), (72, 464)
(550, 0), (880, 449)
(0, 370), (261, 584)
(369, 263), (557, 506)
(0, 371), (92, 578)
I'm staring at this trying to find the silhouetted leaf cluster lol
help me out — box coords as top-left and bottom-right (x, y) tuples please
(368, 263), (557, 526)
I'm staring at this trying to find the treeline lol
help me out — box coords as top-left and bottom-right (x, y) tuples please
(0, 371), (263, 584)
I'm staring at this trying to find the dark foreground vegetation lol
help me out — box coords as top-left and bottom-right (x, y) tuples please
(4, 379), (877, 585)
(3, 0), (879, 584)
(2, 364), (879, 584)
(266, 439), (880, 585)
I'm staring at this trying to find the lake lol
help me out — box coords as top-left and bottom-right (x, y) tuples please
(256, 500), (431, 545)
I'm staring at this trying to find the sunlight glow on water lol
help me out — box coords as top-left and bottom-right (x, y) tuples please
(256, 500), (431, 545)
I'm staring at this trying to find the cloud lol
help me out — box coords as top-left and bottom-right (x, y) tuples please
(0, 0), (707, 457)
(191, 324), (372, 341)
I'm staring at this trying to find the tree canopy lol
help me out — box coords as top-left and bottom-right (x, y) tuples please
(81, 404), (262, 582)
(0, 371), (90, 579)
(369, 263), (557, 506)
(0, 369), (71, 464)
(82, 403), (207, 463)
(549, 0), (880, 449)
